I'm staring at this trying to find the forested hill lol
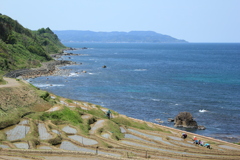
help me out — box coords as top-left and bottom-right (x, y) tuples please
(0, 14), (66, 72)
(54, 30), (188, 43)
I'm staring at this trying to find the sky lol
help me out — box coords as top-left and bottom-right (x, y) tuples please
(1, 0), (240, 42)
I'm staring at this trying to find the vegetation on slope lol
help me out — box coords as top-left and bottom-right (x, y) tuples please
(0, 13), (66, 72)
(0, 80), (54, 129)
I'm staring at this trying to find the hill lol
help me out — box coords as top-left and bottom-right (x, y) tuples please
(54, 30), (188, 43)
(0, 14), (66, 72)
(0, 78), (240, 159)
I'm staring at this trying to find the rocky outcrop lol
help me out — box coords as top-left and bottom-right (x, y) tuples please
(168, 118), (174, 122)
(174, 112), (198, 128)
(198, 125), (206, 130)
(4, 60), (75, 79)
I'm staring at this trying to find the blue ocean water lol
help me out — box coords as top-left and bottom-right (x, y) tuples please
(30, 43), (240, 142)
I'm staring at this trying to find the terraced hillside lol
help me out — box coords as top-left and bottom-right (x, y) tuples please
(0, 80), (240, 159)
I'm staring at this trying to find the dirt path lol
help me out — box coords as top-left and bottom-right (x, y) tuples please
(0, 78), (21, 88)
(89, 119), (105, 134)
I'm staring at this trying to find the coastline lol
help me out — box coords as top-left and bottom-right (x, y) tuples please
(4, 58), (77, 80)
(24, 48), (240, 144)
(1, 72), (240, 159)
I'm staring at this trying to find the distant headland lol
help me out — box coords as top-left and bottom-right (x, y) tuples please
(53, 30), (188, 43)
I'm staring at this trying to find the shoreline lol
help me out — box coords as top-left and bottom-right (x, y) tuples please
(1, 69), (240, 159)
(4, 59), (77, 79)
(4, 49), (239, 144)
(24, 49), (240, 144)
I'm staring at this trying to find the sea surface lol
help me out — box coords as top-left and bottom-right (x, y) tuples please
(29, 43), (240, 143)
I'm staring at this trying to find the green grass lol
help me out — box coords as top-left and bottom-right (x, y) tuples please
(65, 99), (73, 103)
(234, 142), (240, 145)
(83, 108), (106, 119)
(40, 107), (83, 125)
(0, 131), (6, 141)
(111, 116), (170, 133)
(101, 120), (124, 140)
(0, 71), (6, 85)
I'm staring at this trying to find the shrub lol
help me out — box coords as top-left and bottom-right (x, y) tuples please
(38, 91), (50, 101)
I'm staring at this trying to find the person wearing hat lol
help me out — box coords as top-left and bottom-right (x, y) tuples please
(106, 109), (112, 119)
(193, 136), (197, 141)
(181, 133), (187, 139)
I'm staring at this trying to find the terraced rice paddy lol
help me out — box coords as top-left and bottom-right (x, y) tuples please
(62, 125), (77, 134)
(68, 135), (98, 145)
(14, 142), (29, 149)
(218, 145), (240, 150)
(120, 127), (126, 133)
(38, 123), (53, 140)
(4, 124), (30, 141)
(0, 144), (9, 148)
(1, 98), (240, 160)
(59, 141), (121, 157)
(128, 128), (174, 146)
(37, 145), (53, 150)
(101, 133), (110, 138)
(51, 129), (60, 134)
(124, 134), (156, 144)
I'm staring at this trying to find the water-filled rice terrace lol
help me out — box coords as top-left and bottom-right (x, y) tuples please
(1, 96), (240, 160)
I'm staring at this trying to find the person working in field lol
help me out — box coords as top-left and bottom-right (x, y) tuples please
(181, 133), (187, 139)
(106, 109), (112, 119)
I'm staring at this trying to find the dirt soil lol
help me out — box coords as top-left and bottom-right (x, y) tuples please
(0, 78), (21, 88)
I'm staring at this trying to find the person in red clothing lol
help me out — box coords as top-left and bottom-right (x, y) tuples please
(193, 136), (197, 141)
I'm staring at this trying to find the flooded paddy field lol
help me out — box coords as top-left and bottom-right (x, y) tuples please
(62, 125), (77, 134)
(3, 124), (30, 141)
(38, 123), (53, 140)
(14, 142), (29, 149)
(59, 141), (121, 157)
(68, 135), (98, 145)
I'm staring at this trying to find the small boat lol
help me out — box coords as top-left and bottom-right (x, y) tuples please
(199, 109), (207, 112)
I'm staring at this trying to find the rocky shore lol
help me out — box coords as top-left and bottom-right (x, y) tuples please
(4, 60), (76, 79)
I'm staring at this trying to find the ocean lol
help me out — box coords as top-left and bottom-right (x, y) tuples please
(29, 43), (240, 143)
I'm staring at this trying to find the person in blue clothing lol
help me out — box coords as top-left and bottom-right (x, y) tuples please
(106, 109), (112, 119)
(204, 143), (211, 149)
(193, 139), (199, 145)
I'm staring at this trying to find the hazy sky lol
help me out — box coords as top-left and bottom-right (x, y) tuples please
(1, 0), (240, 42)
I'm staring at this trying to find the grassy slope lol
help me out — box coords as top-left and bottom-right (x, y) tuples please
(0, 80), (54, 129)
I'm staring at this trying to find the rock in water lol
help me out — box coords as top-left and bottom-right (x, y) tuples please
(168, 118), (174, 122)
(174, 112), (198, 128)
(198, 125), (206, 130)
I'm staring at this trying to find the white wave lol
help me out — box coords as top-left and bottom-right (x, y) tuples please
(152, 99), (160, 101)
(134, 69), (147, 71)
(68, 73), (79, 77)
(199, 109), (208, 112)
(89, 72), (100, 75)
(34, 84), (65, 88)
